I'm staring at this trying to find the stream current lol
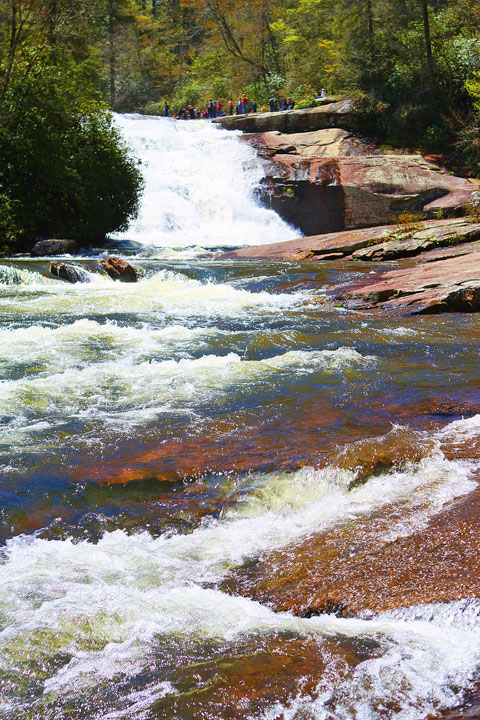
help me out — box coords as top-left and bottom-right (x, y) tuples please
(1, 115), (480, 719)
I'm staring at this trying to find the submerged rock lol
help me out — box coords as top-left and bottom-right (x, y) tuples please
(31, 238), (78, 256)
(50, 261), (91, 283)
(99, 256), (137, 282)
(221, 430), (480, 616)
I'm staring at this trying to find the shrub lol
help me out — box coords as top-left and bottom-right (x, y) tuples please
(0, 60), (144, 248)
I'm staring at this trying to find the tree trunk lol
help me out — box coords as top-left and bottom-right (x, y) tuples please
(422, 0), (434, 82)
(109, 0), (116, 107)
(366, 0), (374, 40)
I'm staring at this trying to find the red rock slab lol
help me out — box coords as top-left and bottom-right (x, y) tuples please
(222, 474), (480, 618)
(339, 155), (476, 224)
(347, 246), (480, 314)
(79, 399), (343, 484)
(223, 224), (392, 260)
(223, 218), (476, 262)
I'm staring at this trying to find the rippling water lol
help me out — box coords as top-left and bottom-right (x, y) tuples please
(2, 115), (480, 719)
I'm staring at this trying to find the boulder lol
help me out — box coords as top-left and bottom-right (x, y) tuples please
(99, 256), (137, 282)
(31, 238), (78, 256)
(50, 261), (91, 283)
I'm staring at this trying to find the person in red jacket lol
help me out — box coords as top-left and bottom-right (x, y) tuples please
(228, 98), (233, 115)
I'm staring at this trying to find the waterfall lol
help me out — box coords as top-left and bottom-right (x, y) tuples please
(114, 113), (298, 248)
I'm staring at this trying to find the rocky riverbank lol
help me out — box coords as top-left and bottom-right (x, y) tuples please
(216, 104), (480, 316)
(224, 217), (480, 314)
(215, 103), (478, 235)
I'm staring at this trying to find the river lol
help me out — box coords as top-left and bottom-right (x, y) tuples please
(1, 114), (480, 719)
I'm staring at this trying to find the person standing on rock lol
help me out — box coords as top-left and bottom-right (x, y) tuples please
(228, 98), (233, 115)
(164, 101), (169, 117)
(242, 93), (248, 114)
(251, 100), (257, 113)
(268, 97), (277, 112)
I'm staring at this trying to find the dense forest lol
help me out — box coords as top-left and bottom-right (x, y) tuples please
(2, 0), (480, 247)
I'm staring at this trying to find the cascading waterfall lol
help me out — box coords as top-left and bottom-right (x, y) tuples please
(114, 113), (298, 248)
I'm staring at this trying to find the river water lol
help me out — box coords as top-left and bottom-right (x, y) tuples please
(1, 115), (480, 719)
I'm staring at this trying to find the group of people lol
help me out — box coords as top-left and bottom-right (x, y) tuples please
(163, 90), (304, 121)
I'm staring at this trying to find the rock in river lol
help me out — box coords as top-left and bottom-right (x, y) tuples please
(99, 256), (138, 282)
(50, 261), (91, 283)
(31, 238), (78, 256)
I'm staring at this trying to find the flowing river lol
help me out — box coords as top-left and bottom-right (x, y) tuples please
(1, 114), (480, 720)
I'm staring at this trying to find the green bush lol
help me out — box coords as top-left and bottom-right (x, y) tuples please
(0, 59), (144, 249)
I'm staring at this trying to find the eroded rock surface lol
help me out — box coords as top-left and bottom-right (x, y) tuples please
(346, 250), (480, 314)
(258, 153), (477, 235)
(221, 427), (480, 616)
(224, 218), (480, 262)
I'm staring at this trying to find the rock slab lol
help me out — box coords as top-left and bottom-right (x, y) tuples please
(213, 100), (354, 134)
(230, 112), (479, 235)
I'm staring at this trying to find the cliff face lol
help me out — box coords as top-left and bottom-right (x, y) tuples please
(240, 126), (477, 235)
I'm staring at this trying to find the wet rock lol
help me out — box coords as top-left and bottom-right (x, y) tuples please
(352, 219), (480, 261)
(346, 246), (480, 315)
(50, 261), (91, 283)
(221, 473), (480, 616)
(329, 426), (435, 487)
(99, 256), (137, 282)
(224, 218), (479, 263)
(31, 238), (78, 256)
(152, 633), (368, 720)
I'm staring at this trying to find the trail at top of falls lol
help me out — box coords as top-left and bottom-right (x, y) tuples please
(114, 113), (299, 249)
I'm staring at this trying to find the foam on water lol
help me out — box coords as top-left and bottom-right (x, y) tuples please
(0, 264), (53, 285)
(0, 422), (478, 718)
(0, 266), (304, 318)
(0, 347), (373, 452)
(114, 113), (298, 248)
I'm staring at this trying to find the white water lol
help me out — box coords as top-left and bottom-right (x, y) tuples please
(114, 113), (298, 248)
(0, 424), (479, 718)
(2, 115), (480, 720)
